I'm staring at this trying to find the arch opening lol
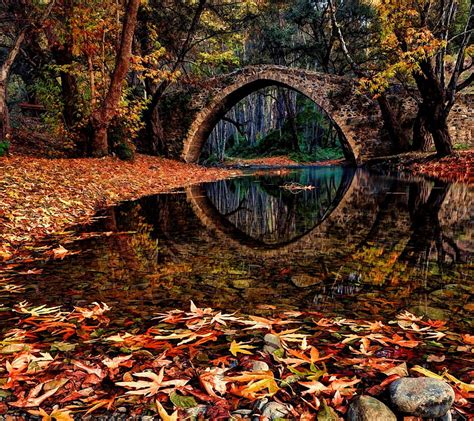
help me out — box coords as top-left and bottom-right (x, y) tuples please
(182, 77), (356, 164)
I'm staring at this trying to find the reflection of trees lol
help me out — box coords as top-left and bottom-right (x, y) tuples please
(400, 180), (463, 269)
(205, 167), (353, 245)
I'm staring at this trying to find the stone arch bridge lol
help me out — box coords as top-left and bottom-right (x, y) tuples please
(159, 65), (390, 163)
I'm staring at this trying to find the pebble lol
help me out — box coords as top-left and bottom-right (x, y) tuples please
(261, 402), (290, 419)
(251, 360), (269, 371)
(263, 333), (281, 354)
(347, 395), (396, 421)
(389, 377), (454, 418)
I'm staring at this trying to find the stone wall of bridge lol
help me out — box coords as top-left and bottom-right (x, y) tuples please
(158, 65), (473, 163)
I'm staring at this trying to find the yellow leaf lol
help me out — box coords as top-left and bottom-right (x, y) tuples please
(155, 400), (178, 421)
(229, 340), (255, 356)
(443, 372), (474, 393)
(410, 365), (443, 380)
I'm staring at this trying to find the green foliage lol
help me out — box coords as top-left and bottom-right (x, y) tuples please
(289, 148), (345, 163)
(33, 67), (69, 135)
(221, 95), (345, 162)
(0, 141), (10, 157)
(114, 142), (135, 161)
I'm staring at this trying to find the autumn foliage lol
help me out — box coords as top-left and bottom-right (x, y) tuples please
(0, 301), (472, 418)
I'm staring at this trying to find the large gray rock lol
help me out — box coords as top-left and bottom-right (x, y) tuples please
(347, 396), (396, 421)
(389, 377), (454, 418)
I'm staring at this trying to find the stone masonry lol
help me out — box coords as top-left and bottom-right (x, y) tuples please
(158, 65), (473, 163)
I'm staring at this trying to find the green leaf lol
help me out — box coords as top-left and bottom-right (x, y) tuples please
(317, 399), (338, 421)
(170, 392), (198, 409)
(50, 342), (77, 352)
(0, 343), (29, 354)
(273, 348), (285, 358)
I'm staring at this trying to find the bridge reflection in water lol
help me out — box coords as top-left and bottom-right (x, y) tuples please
(5, 168), (473, 330)
(190, 167), (354, 250)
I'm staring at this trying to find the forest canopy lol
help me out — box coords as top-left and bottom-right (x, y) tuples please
(0, 0), (472, 159)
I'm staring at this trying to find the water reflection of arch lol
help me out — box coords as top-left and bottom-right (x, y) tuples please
(186, 168), (355, 257)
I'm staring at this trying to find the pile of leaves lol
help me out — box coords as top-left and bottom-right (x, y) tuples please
(409, 150), (474, 185)
(0, 301), (473, 419)
(403, 150), (474, 185)
(0, 154), (239, 261)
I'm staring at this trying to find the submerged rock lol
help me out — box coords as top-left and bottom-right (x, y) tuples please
(291, 274), (322, 288)
(389, 377), (454, 418)
(408, 305), (449, 321)
(347, 395), (396, 421)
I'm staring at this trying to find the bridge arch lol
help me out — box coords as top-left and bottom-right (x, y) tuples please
(183, 72), (358, 162)
(157, 66), (388, 164)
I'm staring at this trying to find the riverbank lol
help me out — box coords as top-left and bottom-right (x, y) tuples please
(2, 150), (472, 262)
(0, 154), (240, 261)
(366, 149), (474, 185)
(216, 156), (347, 168)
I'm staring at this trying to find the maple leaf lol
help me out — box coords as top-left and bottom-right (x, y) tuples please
(116, 367), (189, 396)
(241, 315), (296, 330)
(28, 407), (74, 421)
(102, 355), (133, 370)
(199, 367), (228, 397)
(226, 370), (279, 399)
(229, 340), (255, 356)
(7, 352), (54, 375)
(9, 380), (66, 408)
(71, 302), (110, 321)
(14, 302), (63, 317)
(388, 334), (419, 348)
(52, 245), (70, 259)
(461, 334), (474, 345)
(328, 377), (360, 395)
(210, 311), (241, 326)
(72, 360), (104, 378)
(279, 346), (331, 367)
(153, 330), (216, 346)
(274, 329), (308, 348)
(299, 380), (328, 395)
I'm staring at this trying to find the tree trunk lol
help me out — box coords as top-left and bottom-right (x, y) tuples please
(89, 0), (140, 157)
(377, 94), (410, 153)
(0, 30), (26, 141)
(283, 90), (300, 152)
(430, 119), (453, 157)
(413, 61), (454, 157)
(412, 106), (431, 151)
(141, 79), (166, 154)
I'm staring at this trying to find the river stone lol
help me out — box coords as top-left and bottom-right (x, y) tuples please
(389, 377), (454, 418)
(291, 274), (322, 288)
(261, 402), (290, 419)
(408, 305), (449, 321)
(263, 333), (281, 354)
(232, 279), (252, 289)
(347, 396), (396, 421)
(251, 360), (269, 371)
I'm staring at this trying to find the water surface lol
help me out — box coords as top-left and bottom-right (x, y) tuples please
(3, 167), (473, 329)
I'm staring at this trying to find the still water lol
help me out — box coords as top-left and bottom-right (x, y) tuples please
(4, 167), (473, 329)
